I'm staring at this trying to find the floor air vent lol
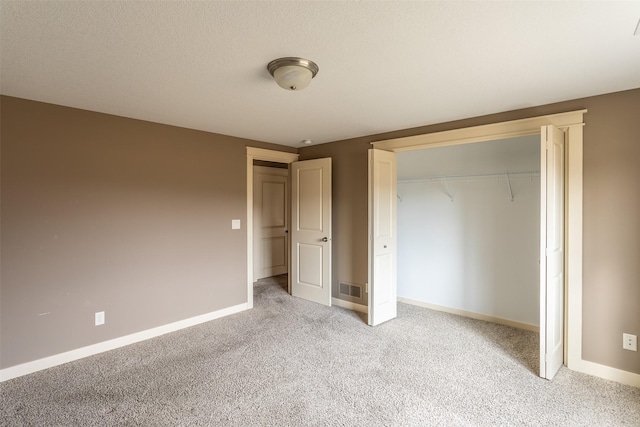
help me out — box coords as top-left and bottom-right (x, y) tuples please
(339, 282), (362, 300)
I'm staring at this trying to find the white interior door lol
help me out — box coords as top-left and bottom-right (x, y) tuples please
(540, 125), (565, 380)
(291, 158), (332, 306)
(368, 149), (397, 326)
(253, 166), (288, 280)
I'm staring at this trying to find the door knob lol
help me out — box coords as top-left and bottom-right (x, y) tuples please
(321, 237), (329, 242)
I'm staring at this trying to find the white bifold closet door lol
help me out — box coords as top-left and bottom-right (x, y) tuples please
(368, 149), (397, 326)
(540, 125), (565, 380)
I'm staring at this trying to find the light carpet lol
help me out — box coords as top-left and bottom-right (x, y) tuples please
(1, 275), (639, 426)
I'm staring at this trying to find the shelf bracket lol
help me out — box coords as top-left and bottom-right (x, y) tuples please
(441, 179), (454, 202)
(506, 171), (514, 202)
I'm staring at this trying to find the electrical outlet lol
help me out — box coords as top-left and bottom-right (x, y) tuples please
(95, 311), (105, 326)
(623, 333), (637, 351)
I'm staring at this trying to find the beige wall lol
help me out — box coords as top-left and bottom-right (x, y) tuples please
(300, 88), (640, 375)
(0, 96), (295, 368)
(2, 89), (639, 376)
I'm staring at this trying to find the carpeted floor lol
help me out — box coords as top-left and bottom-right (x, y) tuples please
(1, 275), (639, 426)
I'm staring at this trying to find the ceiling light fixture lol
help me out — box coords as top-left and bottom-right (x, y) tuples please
(267, 57), (319, 91)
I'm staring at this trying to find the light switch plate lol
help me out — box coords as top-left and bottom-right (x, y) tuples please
(232, 219), (241, 230)
(95, 311), (105, 326)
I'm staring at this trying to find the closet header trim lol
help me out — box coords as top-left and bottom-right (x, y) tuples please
(371, 110), (586, 152)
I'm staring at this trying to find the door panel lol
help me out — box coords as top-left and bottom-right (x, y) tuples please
(253, 166), (288, 280)
(298, 168), (323, 231)
(262, 181), (286, 227)
(540, 125), (565, 380)
(298, 243), (323, 286)
(368, 149), (397, 326)
(375, 253), (394, 305)
(262, 236), (286, 271)
(291, 158), (332, 306)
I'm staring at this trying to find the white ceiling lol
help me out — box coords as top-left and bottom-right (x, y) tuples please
(2, 1), (639, 147)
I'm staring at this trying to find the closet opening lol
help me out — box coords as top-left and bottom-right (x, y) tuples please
(372, 109), (585, 380)
(396, 135), (541, 371)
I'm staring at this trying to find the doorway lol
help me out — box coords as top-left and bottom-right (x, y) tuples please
(252, 164), (289, 281)
(246, 147), (333, 309)
(246, 148), (298, 309)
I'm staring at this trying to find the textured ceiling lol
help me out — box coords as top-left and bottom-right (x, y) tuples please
(2, 1), (639, 147)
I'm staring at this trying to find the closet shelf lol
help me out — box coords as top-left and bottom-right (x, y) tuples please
(398, 170), (540, 184)
(397, 170), (540, 202)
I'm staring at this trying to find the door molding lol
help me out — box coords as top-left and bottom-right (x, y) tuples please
(372, 110), (590, 377)
(372, 110), (586, 152)
(246, 147), (298, 309)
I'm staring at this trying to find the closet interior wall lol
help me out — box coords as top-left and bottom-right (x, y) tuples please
(397, 136), (541, 327)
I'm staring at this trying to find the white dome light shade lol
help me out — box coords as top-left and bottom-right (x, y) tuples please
(273, 65), (312, 91)
(267, 57), (319, 91)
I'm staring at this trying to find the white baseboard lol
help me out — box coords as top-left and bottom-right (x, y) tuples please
(332, 298), (368, 314)
(5, 299), (637, 389)
(570, 358), (640, 388)
(397, 297), (539, 333)
(0, 303), (248, 382)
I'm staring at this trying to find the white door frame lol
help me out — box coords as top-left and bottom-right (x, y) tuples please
(246, 147), (299, 309)
(372, 110), (585, 373)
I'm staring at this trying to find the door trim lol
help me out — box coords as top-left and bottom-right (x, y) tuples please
(246, 147), (299, 309)
(372, 110), (586, 152)
(372, 110), (585, 374)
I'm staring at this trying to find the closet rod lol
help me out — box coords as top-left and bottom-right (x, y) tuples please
(398, 170), (540, 184)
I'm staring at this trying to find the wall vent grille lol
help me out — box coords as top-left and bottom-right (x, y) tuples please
(339, 282), (363, 300)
